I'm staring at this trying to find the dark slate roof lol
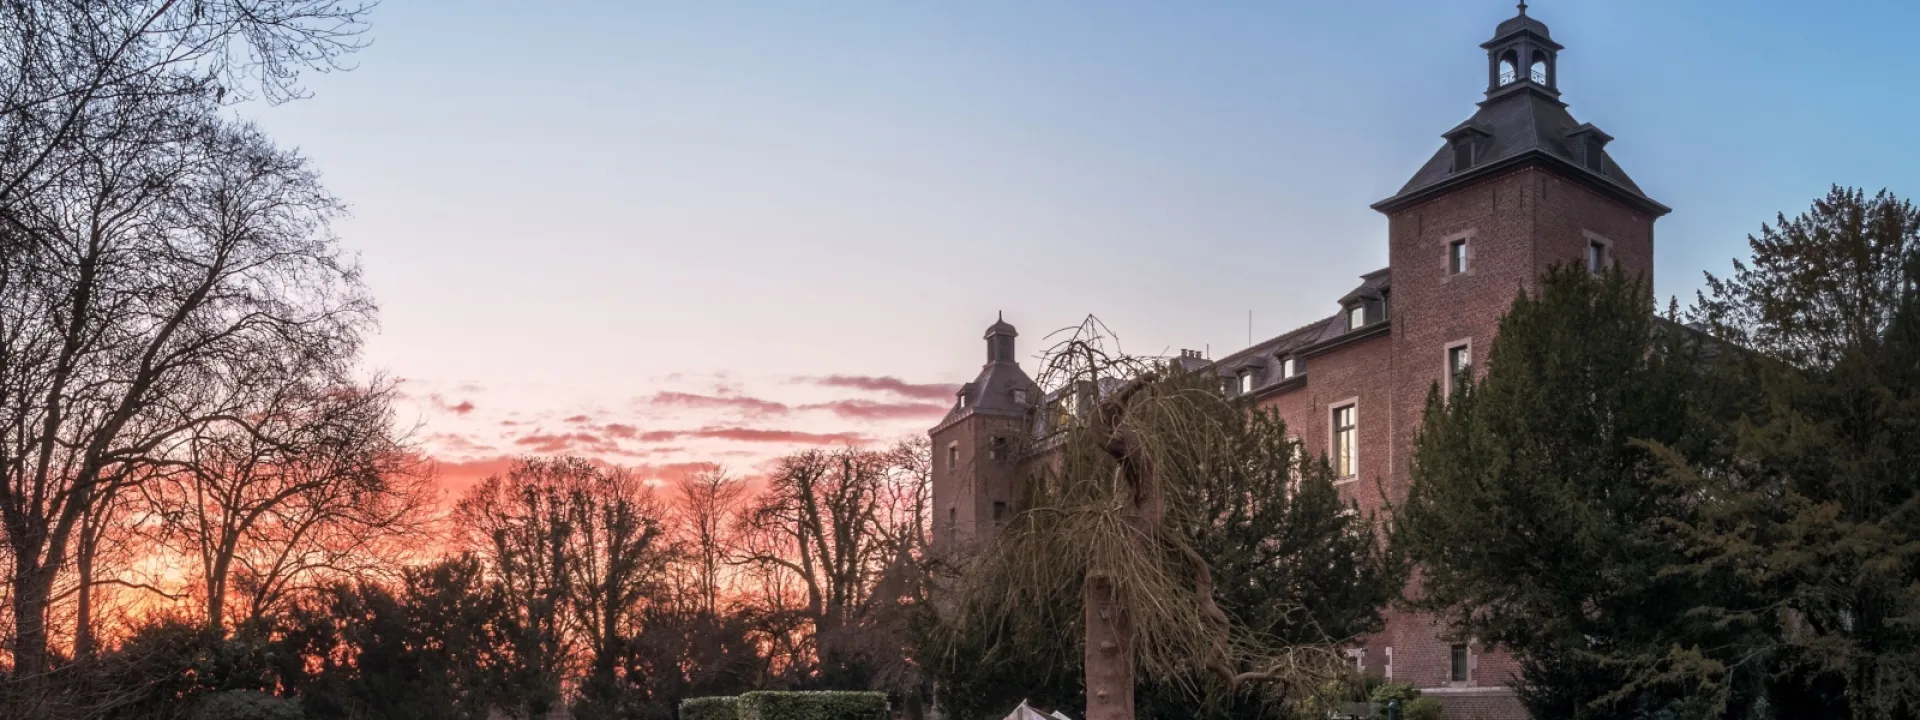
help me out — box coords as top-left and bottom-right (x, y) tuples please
(1373, 87), (1668, 216)
(985, 316), (1016, 338)
(937, 358), (1040, 428)
(1493, 13), (1553, 43)
(1201, 268), (1392, 397)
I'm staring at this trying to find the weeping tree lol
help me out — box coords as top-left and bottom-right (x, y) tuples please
(941, 318), (1358, 720)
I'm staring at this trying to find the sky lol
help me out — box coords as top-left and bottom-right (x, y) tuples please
(242, 0), (1920, 495)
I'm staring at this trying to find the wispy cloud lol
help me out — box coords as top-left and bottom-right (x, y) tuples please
(799, 399), (950, 420)
(802, 375), (958, 401)
(636, 427), (868, 445)
(642, 391), (791, 416)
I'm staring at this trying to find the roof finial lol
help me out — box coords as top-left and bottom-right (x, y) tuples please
(1517, 0), (1527, 15)
(998, 310), (1003, 321)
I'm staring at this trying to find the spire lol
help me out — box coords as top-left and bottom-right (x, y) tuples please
(1517, 0), (1527, 16)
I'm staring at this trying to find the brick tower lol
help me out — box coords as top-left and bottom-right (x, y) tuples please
(929, 315), (1042, 555)
(1365, 3), (1669, 714)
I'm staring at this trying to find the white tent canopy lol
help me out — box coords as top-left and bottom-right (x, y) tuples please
(1001, 700), (1073, 720)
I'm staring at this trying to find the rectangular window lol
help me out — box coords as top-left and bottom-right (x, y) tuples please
(992, 501), (1008, 524)
(948, 507), (957, 530)
(947, 444), (959, 469)
(1281, 356), (1296, 378)
(1332, 404), (1357, 479)
(1588, 241), (1608, 273)
(1447, 343), (1472, 395)
(1450, 643), (1470, 682)
(1449, 238), (1468, 274)
(1238, 371), (1254, 395)
(1348, 304), (1366, 329)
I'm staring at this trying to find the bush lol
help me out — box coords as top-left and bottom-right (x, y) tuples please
(735, 691), (888, 720)
(1368, 682), (1420, 705)
(1364, 683), (1442, 720)
(194, 690), (304, 720)
(1404, 697), (1443, 720)
(681, 696), (740, 720)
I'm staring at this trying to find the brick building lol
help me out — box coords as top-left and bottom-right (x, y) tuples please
(928, 5), (1668, 718)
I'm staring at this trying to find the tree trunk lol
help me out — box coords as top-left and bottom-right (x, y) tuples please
(12, 556), (55, 677)
(1084, 574), (1134, 720)
(74, 515), (96, 660)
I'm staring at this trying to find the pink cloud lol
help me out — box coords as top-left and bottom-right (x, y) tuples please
(427, 393), (476, 415)
(800, 399), (950, 420)
(644, 391), (790, 416)
(637, 427), (868, 445)
(805, 375), (958, 401)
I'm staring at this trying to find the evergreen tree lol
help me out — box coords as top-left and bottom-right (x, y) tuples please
(1658, 187), (1920, 720)
(1393, 266), (1756, 718)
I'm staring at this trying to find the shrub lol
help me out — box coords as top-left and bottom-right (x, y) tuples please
(194, 690), (304, 720)
(681, 696), (740, 720)
(1364, 683), (1442, 720)
(1404, 697), (1443, 720)
(735, 691), (888, 720)
(1368, 682), (1420, 705)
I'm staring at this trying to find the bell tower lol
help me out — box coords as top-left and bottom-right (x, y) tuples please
(1365, 3), (1671, 695)
(1483, 2), (1561, 97)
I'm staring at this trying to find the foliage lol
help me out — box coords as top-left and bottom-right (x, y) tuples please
(192, 691), (304, 720)
(735, 691), (888, 720)
(680, 696), (741, 720)
(1393, 265), (1746, 718)
(935, 317), (1389, 719)
(1654, 186), (1920, 720)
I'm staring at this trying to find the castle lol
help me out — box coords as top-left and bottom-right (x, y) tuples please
(928, 5), (1668, 718)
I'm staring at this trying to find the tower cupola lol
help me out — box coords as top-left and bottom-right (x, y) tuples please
(1482, 2), (1562, 99)
(985, 313), (1017, 364)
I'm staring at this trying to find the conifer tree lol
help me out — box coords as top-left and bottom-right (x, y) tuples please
(1393, 266), (1750, 718)
(1658, 187), (1920, 720)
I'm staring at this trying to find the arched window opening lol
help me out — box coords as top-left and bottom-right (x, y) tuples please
(1497, 50), (1520, 86)
(1529, 57), (1549, 85)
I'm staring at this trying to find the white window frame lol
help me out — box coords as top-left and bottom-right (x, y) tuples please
(1330, 399), (1359, 483)
(1345, 648), (1365, 672)
(1348, 304), (1367, 330)
(1583, 230), (1614, 274)
(1440, 229), (1476, 279)
(1448, 642), (1476, 685)
(1238, 371), (1254, 395)
(1448, 238), (1469, 274)
(1281, 356), (1297, 378)
(1444, 338), (1473, 398)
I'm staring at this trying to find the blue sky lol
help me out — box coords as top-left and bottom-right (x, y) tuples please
(244, 0), (1920, 484)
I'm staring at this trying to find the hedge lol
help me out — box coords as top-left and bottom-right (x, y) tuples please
(681, 696), (740, 720)
(735, 690), (888, 720)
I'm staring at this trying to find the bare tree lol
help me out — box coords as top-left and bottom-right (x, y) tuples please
(0, 114), (370, 676)
(0, 0), (372, 210)
(144, 374), (430, 630)
(671, 464), (747, 619)
(737, 446), (922, 687)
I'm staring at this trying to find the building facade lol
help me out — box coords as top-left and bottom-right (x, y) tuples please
(929, 7), (1668, 718)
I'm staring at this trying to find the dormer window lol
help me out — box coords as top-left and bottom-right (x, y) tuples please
(1567, 125), (1614, 175)
(1281, 356), (1297, 379)
(1443, 125), (1491, 173)
(1238, 371), (1254, 395)
(1012, 388), (1028, 405)
(958, 393), (969, 408)
(1348, 304), (1367, 330)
